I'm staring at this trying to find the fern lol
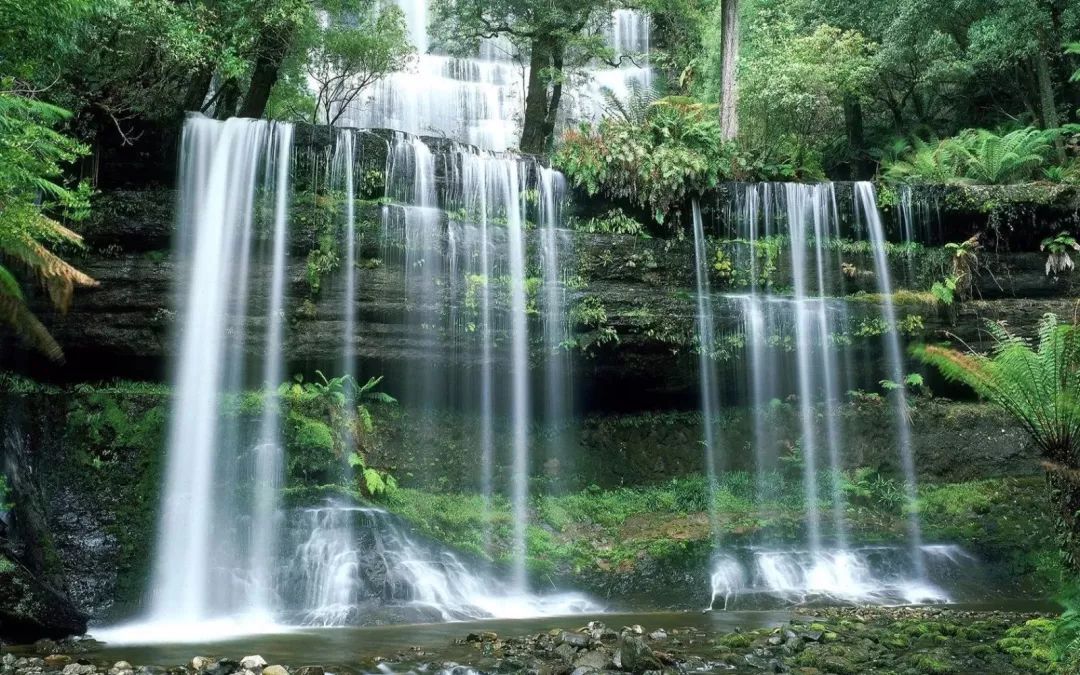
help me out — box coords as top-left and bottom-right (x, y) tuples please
(914, 314), (1080, 463)
(598, 80), (658, 124)
(950, 127), (1052, 184)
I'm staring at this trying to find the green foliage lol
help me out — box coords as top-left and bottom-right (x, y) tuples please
(305, 234), (340, 295)
(305, 4), (413, 125)
(916, 314), (1080, 463)
(554, 97), (730, 224)
(737, 11), (876, 170)
(885, 128), (1057, 184)
(568, 295), (618, 353)
(1041, 232), (1079, 276)
(571, 209), (648, 237)
(280, 372), (397, 490)
(0, 90), (96, 360)
(1053, 584), (1080, 673)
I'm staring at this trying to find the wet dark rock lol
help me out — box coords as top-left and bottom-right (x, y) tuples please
(559, 631), (590, 649)
(204, 659), (240, 675)
(614, 634), (660, 673)
(0, 556), (87, 643)
(292, 667), (323, 675)
(571, 649), (610, 671)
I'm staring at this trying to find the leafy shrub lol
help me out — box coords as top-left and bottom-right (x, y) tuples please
(554, 97), (729, 224)
(572, 208), (648, 237)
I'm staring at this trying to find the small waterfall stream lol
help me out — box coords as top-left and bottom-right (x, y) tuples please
(699, 182), (946, 609)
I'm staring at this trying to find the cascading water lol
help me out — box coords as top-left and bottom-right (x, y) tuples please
(855, 182), (926, 578)
(125, 115), (294, 639)
(284, 504), (595, 624)
(337, 2), (653, 148)
(539, 167), (573, 484)
(702, 183), (947, 609)
(690, 202), (723, 540)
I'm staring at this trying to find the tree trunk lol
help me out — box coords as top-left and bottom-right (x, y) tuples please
(1034, 31), (1065, 160)
(539, 44), (565, 148)
(520, 38), (554, 154)
(843, 97), (869, 180)
(238, 25), (294, 120)
(719, 0), (740, 141)
(213, 79), (241, 120)
(181, 67), (213, 117)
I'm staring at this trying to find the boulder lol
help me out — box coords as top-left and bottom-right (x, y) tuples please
(293, 667), (323, 675)
(261, 667), (287, 675)
(614, 634), (661, 673)
(238, 658), (265, 672)
(559, 631), (590, 649)
(0, 557), (87, 644)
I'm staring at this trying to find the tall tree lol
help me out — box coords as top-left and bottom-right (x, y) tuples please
(432, 0), (615, 154)
(305, 4), (412, 125)
(718, 0), (740, 140)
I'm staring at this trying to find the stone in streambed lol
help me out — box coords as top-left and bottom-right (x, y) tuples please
(614, 634), (660, 673)
(559, 631), (590, 648)
(61, 665), (95, 675)
(293, 667), (323, 675)
(260, 667), (287, 675)
(647, 630), (666, 641)
(238, 658), (265, 671)
(190, 658), (210, 672)
(572, 649), (611, 671)
(204, 660), (239, 675)
(554, 643), (577, 663)
(43, 656), (71, 668)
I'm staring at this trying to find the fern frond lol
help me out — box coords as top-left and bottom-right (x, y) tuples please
(0, 289), (64, 361)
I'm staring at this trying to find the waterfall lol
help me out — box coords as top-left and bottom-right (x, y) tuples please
(690, 202), (723, 540)
(705, 183), (940, 608)
(250, 122), (293, 613)
(283, 504), (596, 624)
(505, 161), (529, 592)
(334, 129), (358, 386)
(337, 3), (653, 148)
(539, 167), (573, 484)
(147, 115), (293, 628)
(855, 182), (926, 578)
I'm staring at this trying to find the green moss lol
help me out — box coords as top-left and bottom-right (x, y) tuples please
(910, 652), (955, 674)
(716, 632), (752, 648)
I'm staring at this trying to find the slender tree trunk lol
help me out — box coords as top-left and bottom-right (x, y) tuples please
(1034, 47), (1065, 160)
(843, 97), (868, 179)
(719, 0), (740, 141)
(520, 38), (554, 154)
(181, 67), (213, 117)
(540, 44), (565, 147)
(238, 26), (294, 120)
(213, 79), (241, 120)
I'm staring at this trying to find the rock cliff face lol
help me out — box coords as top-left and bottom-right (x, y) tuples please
(6, 178), (1080, 409)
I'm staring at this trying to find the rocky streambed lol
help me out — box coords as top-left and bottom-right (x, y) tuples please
(1, 607), (1059, 675)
